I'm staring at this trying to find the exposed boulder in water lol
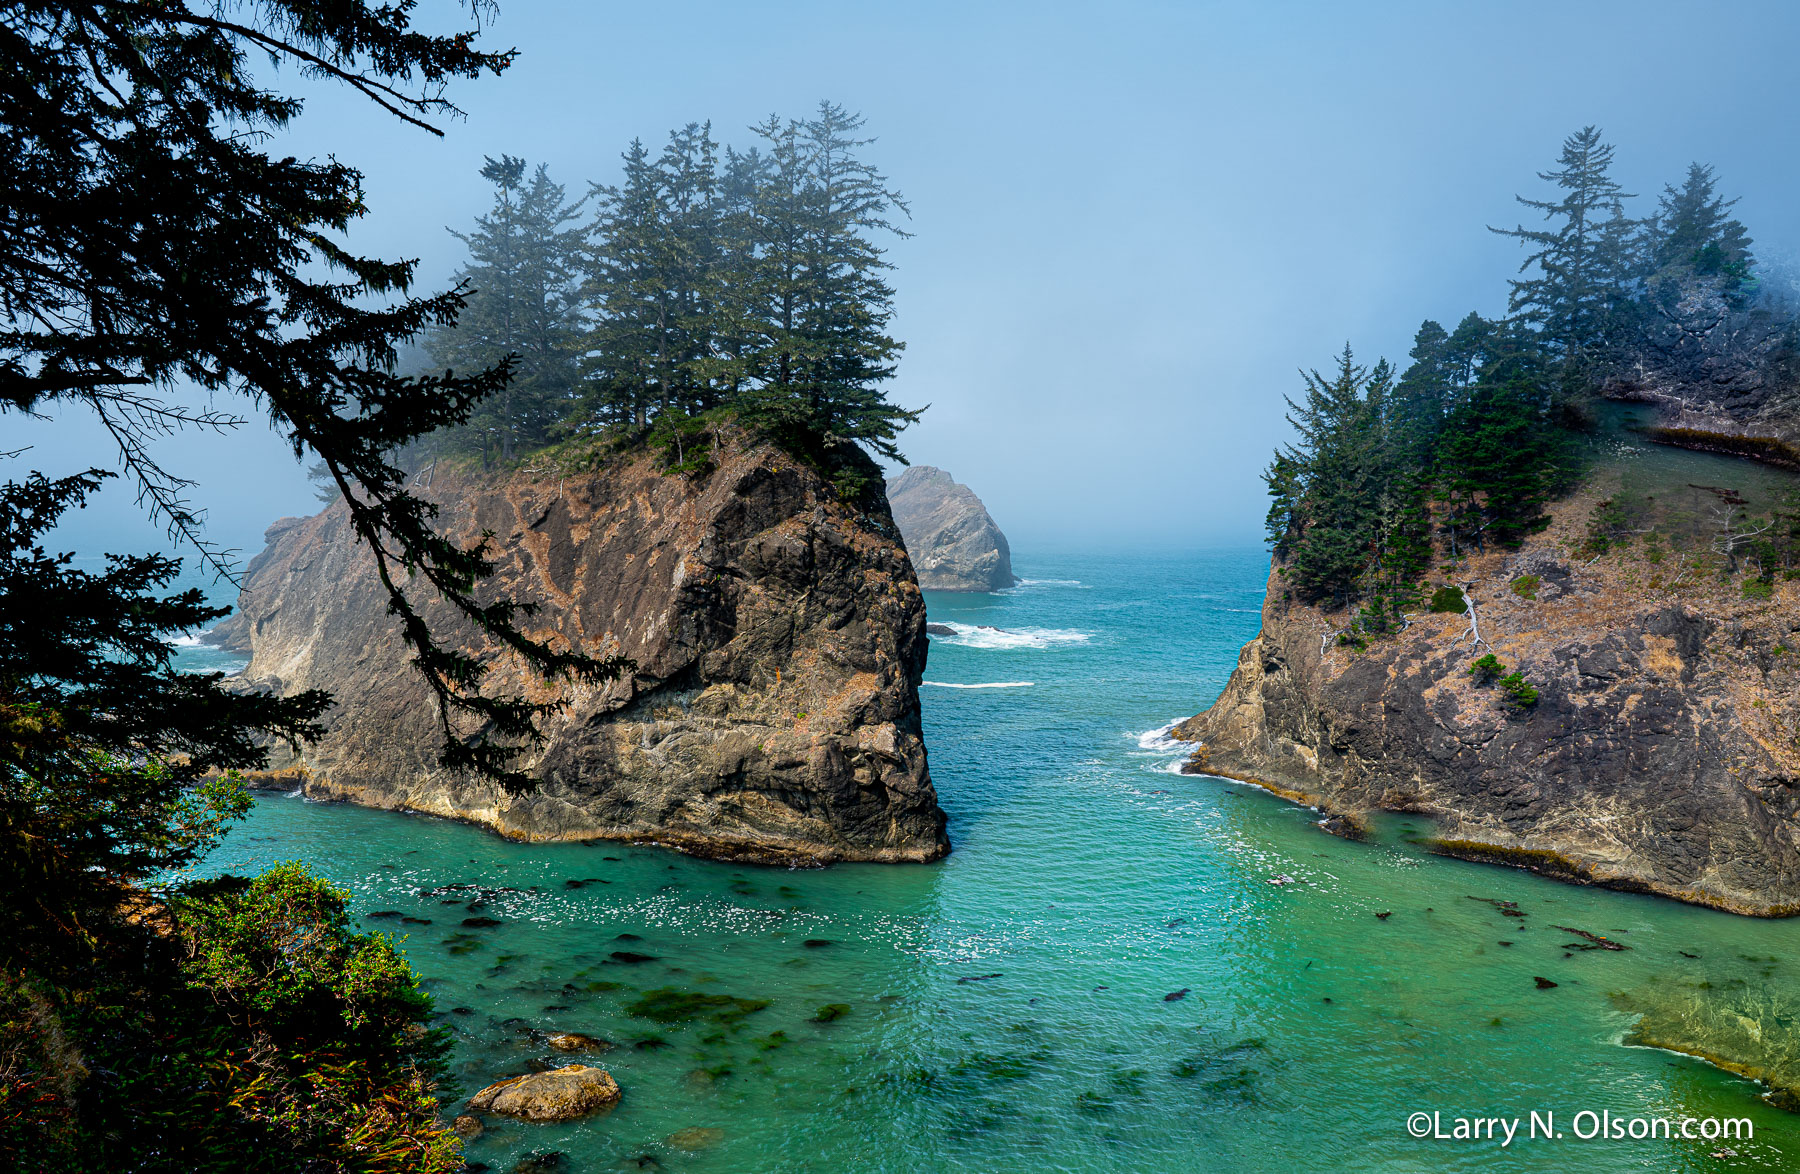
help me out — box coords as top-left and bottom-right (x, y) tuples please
(887, 466), (1017, 592)
(227, 428), (948, 865)
(466, 1064), (621, 1120)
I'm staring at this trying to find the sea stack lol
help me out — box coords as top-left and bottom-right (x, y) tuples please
(886, 466), (1017, 592)
(225, 426), (949, 865)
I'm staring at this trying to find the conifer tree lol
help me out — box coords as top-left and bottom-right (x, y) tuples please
(1492, 127), (1636, 382)
(2, 1), (622, 795)
(580, 125), (727, 430)
(729, 103), (921, 474)
(1645, 163), (1754, 293)
(431, 156), (586, 465)
(1272, 347), (1392, 605)
(1434, 371), (1562, 549)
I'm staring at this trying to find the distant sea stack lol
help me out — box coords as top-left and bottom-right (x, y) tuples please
(886, 466), (1018, 592)
(224, 427), (949, 865)
(1177, 485), (1800, 916)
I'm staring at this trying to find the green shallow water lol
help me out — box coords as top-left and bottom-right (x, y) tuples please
(186, 549), (1800, 1172)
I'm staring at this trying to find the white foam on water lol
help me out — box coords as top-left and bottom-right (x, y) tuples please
(1128, 720), (1201, 774)
(168, 633), (210, 648)
(1133, 719), (1198, 753)
(921, 680), (1034, 689)
(927, 621), (1092, 650)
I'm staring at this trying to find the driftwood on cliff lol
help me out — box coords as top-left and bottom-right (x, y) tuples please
(1461, 583), (1486, 648)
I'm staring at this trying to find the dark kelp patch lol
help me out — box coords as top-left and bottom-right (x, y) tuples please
(626, 987), (771, 1026)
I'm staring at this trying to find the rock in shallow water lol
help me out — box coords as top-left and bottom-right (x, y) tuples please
(545, 1031), (612, 1052)
(467, 1064), (621, 1121)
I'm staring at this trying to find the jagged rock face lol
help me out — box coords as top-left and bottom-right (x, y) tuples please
(1604, 284), (1800, 454)
(229, 432), (949, 865)
(1177, 492), (1800, 915)
(886, 465), (1016, 592)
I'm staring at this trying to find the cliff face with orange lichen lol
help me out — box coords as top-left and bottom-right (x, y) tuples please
(222, 429), (948, 864)
(1177, 478), (1800, 915)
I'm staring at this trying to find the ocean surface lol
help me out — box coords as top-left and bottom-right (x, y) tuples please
(175, 547), (1800, 1172)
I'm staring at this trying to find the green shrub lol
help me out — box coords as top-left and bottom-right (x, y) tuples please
(1498, 671), (1539, 709)
(1582, 497), (1632, 557)
(1469, 653), (1506, 683)
(1745, 577), (1775, 601)
(1429, 586), (1468, 614)
(1, 863), (461, 1173)
(1509, 574), (1540, 600)
(648, 409), (720, 476)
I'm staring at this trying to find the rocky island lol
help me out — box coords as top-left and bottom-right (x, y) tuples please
(887, 465), (1017, 591)
(222, 428), (950, 865)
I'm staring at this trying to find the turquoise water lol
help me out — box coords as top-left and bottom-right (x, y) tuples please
(183, 549), (1800, 1172)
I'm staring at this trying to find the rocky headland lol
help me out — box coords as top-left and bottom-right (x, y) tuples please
(1177, 468), (1800, 915)
(886, 465), (1017, 592)
(222, 428), (949, 865)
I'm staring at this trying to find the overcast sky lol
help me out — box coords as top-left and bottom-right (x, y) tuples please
(18, 0), (1800, 564)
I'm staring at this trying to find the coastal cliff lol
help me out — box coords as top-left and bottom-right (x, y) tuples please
(226, 429), (949, 864)
(1177, 479), (1800, 915)
(887, 465), (1017, 591)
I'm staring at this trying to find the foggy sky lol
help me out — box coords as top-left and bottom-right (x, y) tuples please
(16, 0), (1800, 566)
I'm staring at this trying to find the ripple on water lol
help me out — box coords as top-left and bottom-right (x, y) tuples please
(186, 549), (1800, 1173)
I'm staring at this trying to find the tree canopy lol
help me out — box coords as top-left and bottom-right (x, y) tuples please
(0, 3), (609, 1165)
(422, 103), (922, 489)
(1267, 125), (1787, 641)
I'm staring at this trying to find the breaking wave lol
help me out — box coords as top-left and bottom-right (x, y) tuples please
(927, 622), (1091, 650)
(921, 680), (1035, 689)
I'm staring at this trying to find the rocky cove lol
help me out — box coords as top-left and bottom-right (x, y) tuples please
(188, 548), (1800, 1172)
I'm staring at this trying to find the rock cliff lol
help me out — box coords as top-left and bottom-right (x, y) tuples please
(1177, 482), (1800, 915)
(227, 429), (949, 864)
(886, 465), (1016, 592)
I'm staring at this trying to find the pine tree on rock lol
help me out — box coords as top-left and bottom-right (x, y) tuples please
(730, 103), (921, 481)
(1646, 163), (1754, 290)
(431, 156), (586, 465)
(1492, 126), (1636, 384)
(1272, 346), (1392, 606)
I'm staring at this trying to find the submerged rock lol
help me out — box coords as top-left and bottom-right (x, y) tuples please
(225, 427), (948, 866)
(466, 1064), (621, 1121)
(666, 1127), (725, 1151)
(545, 1032), (612, 1052)
(886, 466), (1017, 592)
